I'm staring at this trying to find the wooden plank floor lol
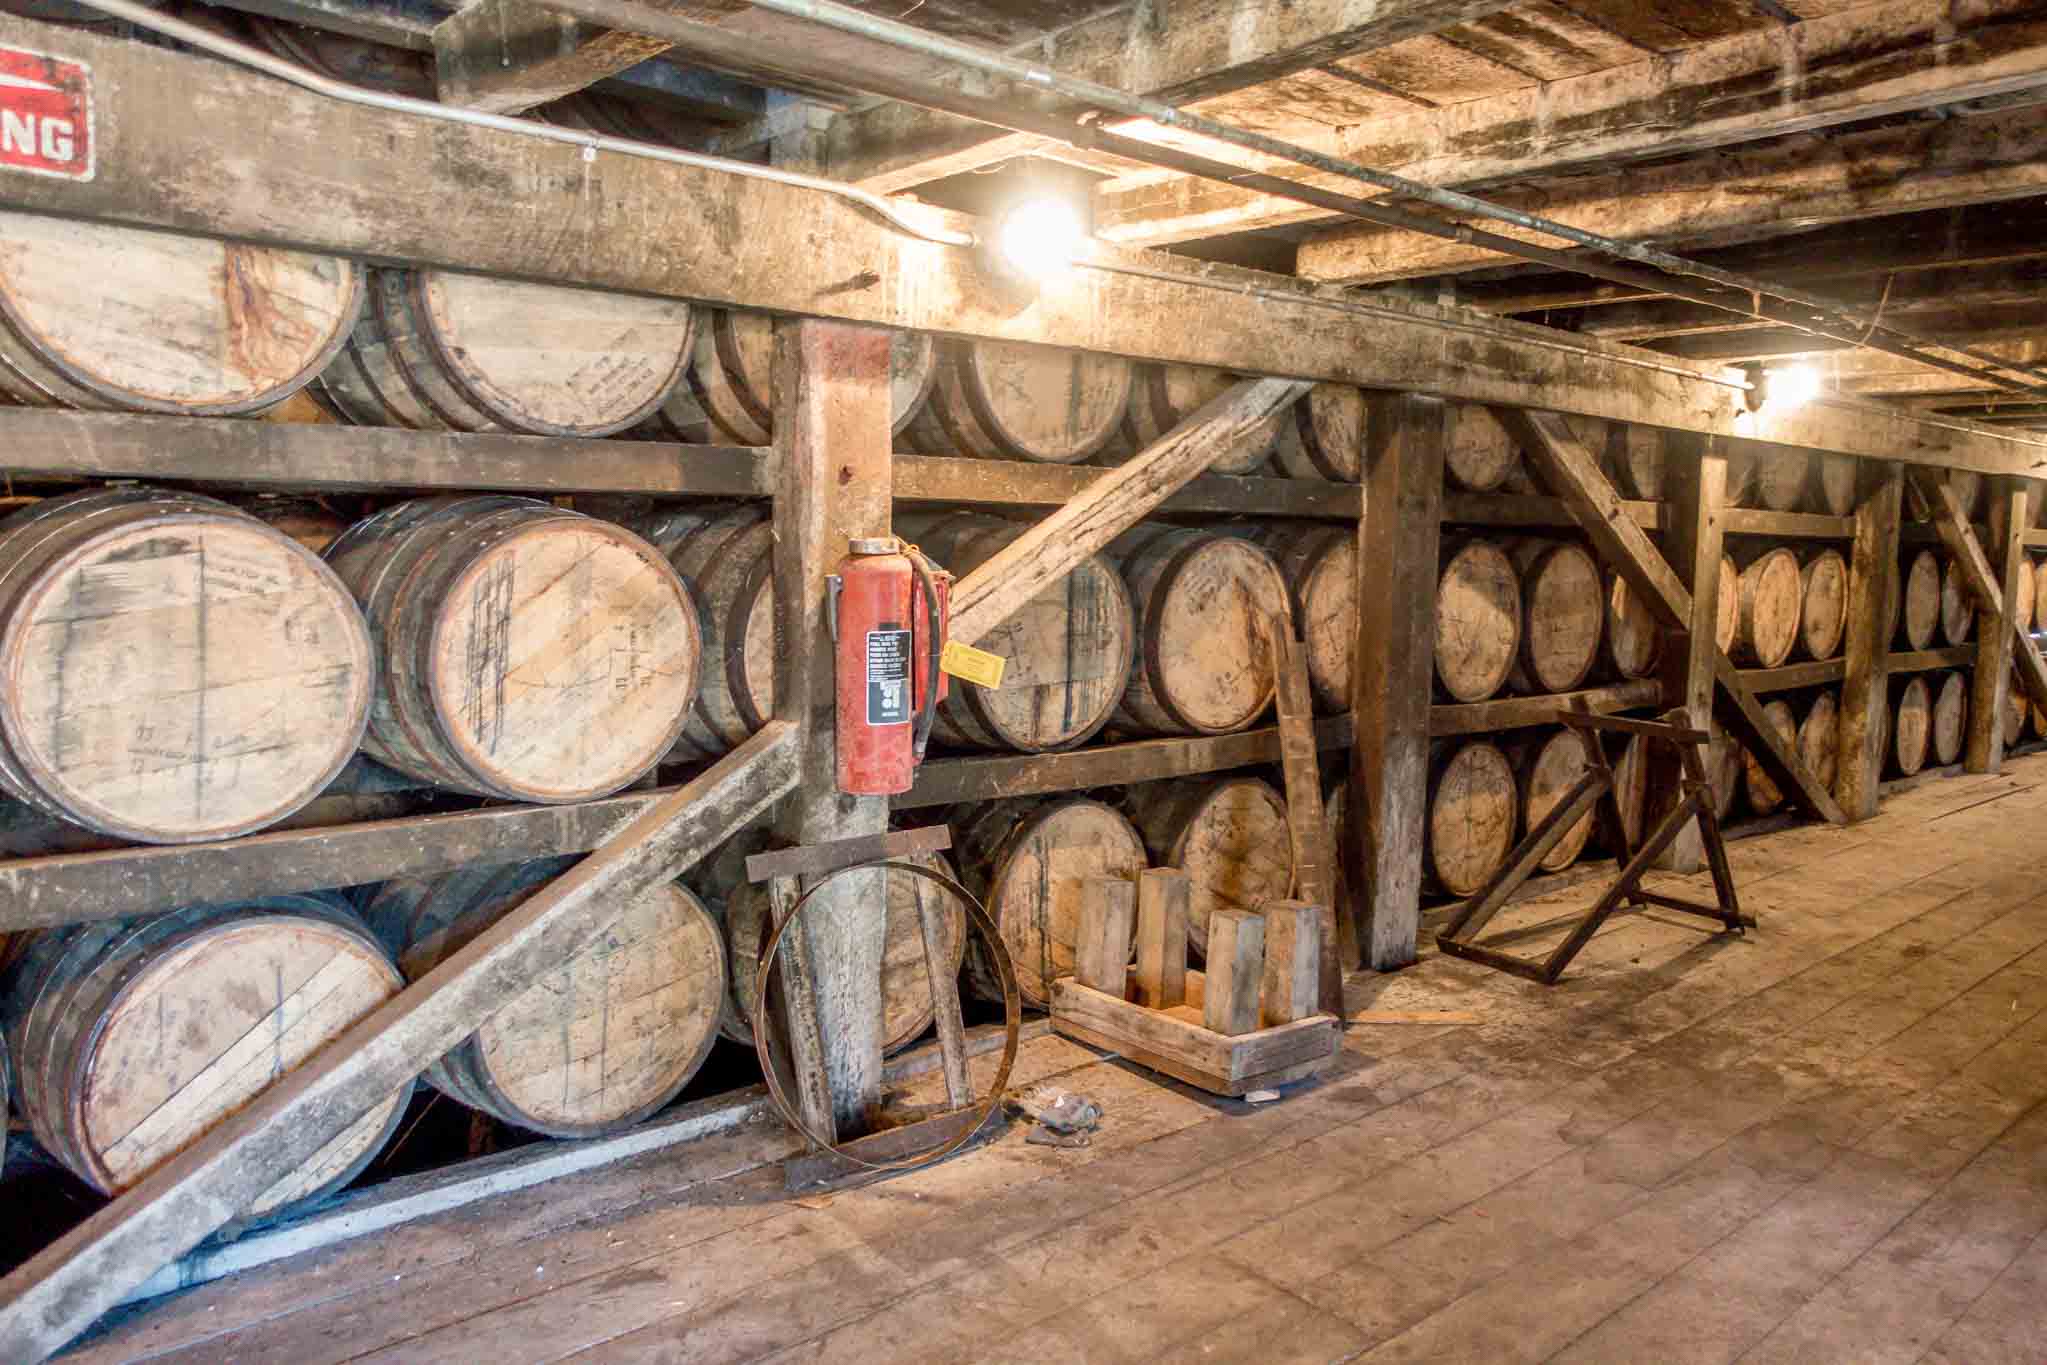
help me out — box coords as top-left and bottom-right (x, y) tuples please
(60, 756), (2047, 1364)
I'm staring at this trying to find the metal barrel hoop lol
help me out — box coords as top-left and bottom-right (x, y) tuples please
(749, 858), (1020, 1172)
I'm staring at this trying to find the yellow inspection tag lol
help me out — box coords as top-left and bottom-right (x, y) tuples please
(940, 639), (1006, 688)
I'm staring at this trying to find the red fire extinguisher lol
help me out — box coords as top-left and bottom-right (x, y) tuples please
(832, 537), (951, 796)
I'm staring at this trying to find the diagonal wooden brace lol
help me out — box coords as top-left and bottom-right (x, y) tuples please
(0, 723), (803, 1364)
(949, 376), (1311, 645)
(1909, 469), (2047, 718)
(1497, 407), (1847, 826)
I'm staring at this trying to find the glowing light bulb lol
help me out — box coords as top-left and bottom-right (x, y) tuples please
(996, 198), (1086, 279)
(1768, 363), (1823, 407)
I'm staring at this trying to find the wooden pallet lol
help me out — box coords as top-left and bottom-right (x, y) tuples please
(1051, 981), (1339, 1097)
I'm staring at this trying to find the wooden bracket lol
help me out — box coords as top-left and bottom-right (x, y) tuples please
(1438, 708), (1752, 984)
(1497, 407), (1846, 826)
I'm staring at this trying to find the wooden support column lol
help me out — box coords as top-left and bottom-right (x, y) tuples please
(1652, 435), (1726, 872)
(1349, 393), (1445, 971)
(770, 318), (895, 1136)
(1967, 477), (2030, 773)
(0, 725), (800, 1364)
(1837, 461), (1904, 818)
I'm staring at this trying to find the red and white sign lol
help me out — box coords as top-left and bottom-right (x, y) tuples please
(0, 44), (92, 182)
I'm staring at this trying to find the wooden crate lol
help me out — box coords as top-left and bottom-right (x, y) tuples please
(1050, 980), (1340, 1097)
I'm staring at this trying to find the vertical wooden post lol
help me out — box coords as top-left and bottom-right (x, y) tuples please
(1348, 393), (1444, 971)
(771, 317), (895, 1135)
(1652, 435), (1726, 872)
(1836, 461), (1903, 818)
(1133, 869), (1190, 1009)
(1965, 477), (2029, 774)
(1203, 909), (1265, 1036)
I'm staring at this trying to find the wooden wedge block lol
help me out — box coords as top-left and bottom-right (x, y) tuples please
(1075, 877), (1136, 996)
(1134, 868), (1191, 1009)
(1259, 900), (1322, 1027)
(1203, 909), (1264, 1036)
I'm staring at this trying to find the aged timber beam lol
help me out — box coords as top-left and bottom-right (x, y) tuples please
(0, 721), (801, 1364)
(1297, 106), (2047, 285)
(1097, 0), (2047, 246)
(2, 17), (2043, 474)
(1350, 393), (1444, 970)
(1835, 462), (1905, 819)
(823, 0), (1518, 191)
(1967, 479), (2031, 772)
(769, 317), (893, 1134)
(1499, 408), (1848, 827)
(1910, 469), (2047, 722)
(1650, 436), (1726, 872)
(949, 377), (1310, 646)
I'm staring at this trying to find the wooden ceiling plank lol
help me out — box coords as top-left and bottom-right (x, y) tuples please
(1096, 0), (2047, 246)
(1295, 104), (2047, 284)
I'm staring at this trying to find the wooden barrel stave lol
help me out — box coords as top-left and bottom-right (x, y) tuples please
(1797, 548), (1849, 662)
(1442, 405), (1520, 493)
(1929, 670), (1968, 766)
(1127, 777), (1295, 956)
(364, 859), (724, 1139)
(0, 895), (408, 1214)
(636, 504), (775, 759)
(1939, 557), (1974, 647)
(1890, 676), (1931, 777)
(1900, 550), (1941, 651)
(1731, 546), (1802, 668)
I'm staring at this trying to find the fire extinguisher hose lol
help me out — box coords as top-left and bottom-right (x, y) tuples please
(907, 547), (945, 763)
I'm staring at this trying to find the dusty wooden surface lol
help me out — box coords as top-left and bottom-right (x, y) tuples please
(63, 748), (2047, 1365)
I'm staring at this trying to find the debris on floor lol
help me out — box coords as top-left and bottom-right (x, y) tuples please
(1006, 1085), (1103, 1149)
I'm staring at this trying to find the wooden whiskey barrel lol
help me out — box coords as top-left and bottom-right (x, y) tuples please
(1890, 676), (1931, 777)
(1128, 777), (1295, 956)
(916, 340), (1131, 464)
(2004, 673), (2026, 747)
(1247, 522), (1356, 712)
(1813, 453), (1859, 517)
(314, 290), (441, 430)
(1722, 444), (1759, 509)
(1426, 739), (1518, 897)
(0, 489), (372, 843)
(902, 512), (1134, 752)
(1798, 549), (1849, 662)
(1611, 425), (1665, 501)
(1436, 538), (1522, 703)
(1731, 547), (1802, 668)
(1124, 364), (1279, 474)
(0, 212), (361, 416)
(1705, 730), (1741, 821)
(1510, 729), (1595, 872)
(1930, 671), (1968, 766)
(1105, 527), (1288, 735)
(1508, 539), (1604, 695)
(1939, 557), (1974, 647)
(1797, 691), (1841, 791)
(1599, 732), (1649, 853)
(1710, 553), (1738, 655)
(365, 860), (723, 1139)
(2014, 558), (2036, 636)
(956, 797), (1147, 1007)
(1272, 383), (1364, 482)
(1742, 698), (1798, 815)
(1752, 449), (1814, 513)
(1443, 405), (1520, 493)
(1900, 550), (1941, 650)
(678, 309), (936, 445)
(718, 850), (963, 1054)
(2037, 557), (2047, 632)
(1604, 571), (1663, 680)
(636, 504), (777, 759)
(325, 496), (699, 801)
(1948, 471), (1985, 523)
(0, 896), (408, 1213)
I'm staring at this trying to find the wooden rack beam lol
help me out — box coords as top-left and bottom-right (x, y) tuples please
(1740, 660), (1849, 693)
(4, 14), (2043, 473)
(1426, 682), (1664, 736)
